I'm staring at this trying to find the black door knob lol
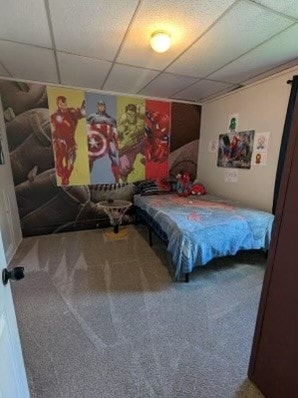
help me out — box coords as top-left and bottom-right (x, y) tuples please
(2, 267), (25, 286)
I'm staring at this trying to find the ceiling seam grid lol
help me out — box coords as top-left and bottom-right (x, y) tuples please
(0, 36), (237, 88)
(138, 0), (297, 98)
(0, 60), (12, 77)
(202, 22), (298, 81)
(100, 0), (143, 90)
(0, 34), (240, 86)
(201, 61), (298, 103)
(246, 0), (298, 22)
(199, 86), (242, 103)
(135, 0), (242, 94)
(44, 0), (61, 84)
(0, 37), (202, 80)
(0, 0), (296, 98)
(0, 38), (53, 51)
(170, 21), (297, 99)
(0, 39), (19, 77)
(0, 1), (294, 57)
(239, 57), (298, 84)
(163, 11), (296, 98)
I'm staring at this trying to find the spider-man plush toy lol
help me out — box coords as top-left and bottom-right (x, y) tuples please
(176, 171), (192, 197)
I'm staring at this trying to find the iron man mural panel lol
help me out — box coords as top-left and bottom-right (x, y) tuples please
(47, 86), (90, 186)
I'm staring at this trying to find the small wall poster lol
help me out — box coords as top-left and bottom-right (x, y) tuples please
(228, 113), (239, 133)
(253, 151), (267, 166)
(253, 132), (270, 167)
(254, 132), (270, 153)
(208, 139), (218, 153)
(224, 169), (238, 183)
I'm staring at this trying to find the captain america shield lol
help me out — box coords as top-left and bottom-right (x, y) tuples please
(87, 129), (108, 158)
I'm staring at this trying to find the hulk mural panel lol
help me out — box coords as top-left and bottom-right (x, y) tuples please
(0, 79), (200, 236)
(117, 96), (146, 183)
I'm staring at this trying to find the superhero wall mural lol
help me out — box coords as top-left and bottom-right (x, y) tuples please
(0, 79), (200, 236)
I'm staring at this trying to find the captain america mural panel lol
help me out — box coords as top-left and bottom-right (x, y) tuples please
(85, 93), (120, 184)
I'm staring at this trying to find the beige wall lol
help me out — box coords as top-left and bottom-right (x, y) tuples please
(0, 98), (22, 263)
(197, 66), (298, 212)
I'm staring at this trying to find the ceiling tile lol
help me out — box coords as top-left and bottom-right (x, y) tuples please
(0, 63), (10, 77)
(0, 41), (58, 83)
(49, 0), (139, 60)
(173, 80), (234, 101)
(103, 64), (160, 94)
(139, 73), (199, 98)
(167, 0), (293, 78)
(252, 0), (298, 19)
(208, 24), (298, 83)
(117, 0), (235, 70)
(57, 52), (112, 90)
(0, 0), (52, 47)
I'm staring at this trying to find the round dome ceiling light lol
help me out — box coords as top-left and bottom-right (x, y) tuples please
(150, 31), (171, 53)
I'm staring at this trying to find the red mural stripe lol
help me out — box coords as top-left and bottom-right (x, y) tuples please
(145, 99), (171, 180)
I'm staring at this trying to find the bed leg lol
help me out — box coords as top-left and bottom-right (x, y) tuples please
(185, 273), (189, 283)
(148, 227), (153, 247)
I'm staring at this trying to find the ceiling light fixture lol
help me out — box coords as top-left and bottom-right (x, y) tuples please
(150, 31), (171, 53)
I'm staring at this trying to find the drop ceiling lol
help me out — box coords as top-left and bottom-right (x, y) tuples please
(0, 0), (297, 103)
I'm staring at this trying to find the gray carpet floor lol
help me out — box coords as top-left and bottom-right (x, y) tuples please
(10, 225), (265, 398)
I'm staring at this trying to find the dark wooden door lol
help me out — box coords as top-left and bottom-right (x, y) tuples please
(249, 92), (298, 397)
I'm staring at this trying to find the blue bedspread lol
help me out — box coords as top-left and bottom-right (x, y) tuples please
(134, 194), (274, 280)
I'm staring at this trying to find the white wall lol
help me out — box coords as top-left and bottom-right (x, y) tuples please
(197, 66), (298, 212)
(0, 97), (22, 263)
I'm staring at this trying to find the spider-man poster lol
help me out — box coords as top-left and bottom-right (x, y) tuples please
(217, 130), (255, 169)
(145, 100), (171, 180)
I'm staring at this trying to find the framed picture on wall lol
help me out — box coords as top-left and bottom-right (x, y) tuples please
(217, 130), (255, 169)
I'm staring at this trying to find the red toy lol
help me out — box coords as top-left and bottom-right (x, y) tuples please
(191, 183), (206, 196)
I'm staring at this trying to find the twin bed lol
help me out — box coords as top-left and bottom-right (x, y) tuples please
(134, 193), (274, 281)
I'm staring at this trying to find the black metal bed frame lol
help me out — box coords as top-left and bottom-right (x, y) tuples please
(135, 206), (189, 283)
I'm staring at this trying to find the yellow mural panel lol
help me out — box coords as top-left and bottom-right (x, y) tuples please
(47, 86), (90, 186)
